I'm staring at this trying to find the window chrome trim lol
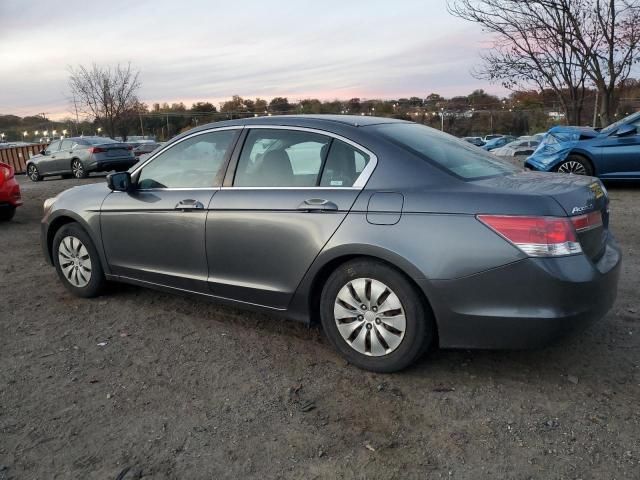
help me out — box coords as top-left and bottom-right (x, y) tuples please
(234, 125), (378, 189)
(129, 125), (244, 177)
(117, 187), (221, 193)
(127, 124), (378, 191)
(220, 186), (360, 191)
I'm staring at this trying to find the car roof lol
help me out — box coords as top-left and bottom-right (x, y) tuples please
(192, 114), (409, 131)
(548, 126), (598, 137)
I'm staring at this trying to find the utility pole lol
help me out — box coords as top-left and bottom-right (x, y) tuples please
(139, 112), (145, 137)
(73, 95), (80, 136)
(593, 90), (599, 127)
(166, 114), (170, 140)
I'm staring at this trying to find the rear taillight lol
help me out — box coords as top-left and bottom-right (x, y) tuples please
(88, 147), (106, 154)
(570, 210), (603, 232)
(126, 145), (133, 150)
(478, 215), (582, 257)
(0, 164), (14, 182)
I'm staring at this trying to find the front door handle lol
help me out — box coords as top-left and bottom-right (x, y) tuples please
(297, 198), (338, 212)
(175, 199), (204, 210)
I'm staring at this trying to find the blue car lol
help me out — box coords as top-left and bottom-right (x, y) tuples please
(526, 111), (640, 179)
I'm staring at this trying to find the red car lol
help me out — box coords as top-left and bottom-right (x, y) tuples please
(0, 162), (22, 221)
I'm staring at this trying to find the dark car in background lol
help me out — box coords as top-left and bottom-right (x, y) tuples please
(132, 142), (162, 158)
(40, 115), (621, 372)
(463, 136), (485, 147)
(526, 111), (640, 179)
(0, 161), (22, 221)
(26, 137), (137, 181)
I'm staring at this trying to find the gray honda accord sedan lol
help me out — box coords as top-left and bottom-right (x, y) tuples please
(40, 115), (621, 372)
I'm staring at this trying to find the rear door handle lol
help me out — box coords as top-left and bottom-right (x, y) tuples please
(175, 199), (204, 210)
(297, 198), (338, 212)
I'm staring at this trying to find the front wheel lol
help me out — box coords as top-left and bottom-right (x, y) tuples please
(71, 159), (88, 178)
(555, 155), (593, 176)
(52, 223), (105, 297)
(320, 259), (434, 372)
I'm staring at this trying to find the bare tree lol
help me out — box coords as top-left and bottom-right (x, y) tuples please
(68, 63), (141, 138)
(449, 0), (593, 125)
(563, 0), (640, 125)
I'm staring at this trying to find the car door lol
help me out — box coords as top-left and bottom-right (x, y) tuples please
(56, 139), (75, 172)
(206, 126), (376, 309)
(100, 127), (241, 292)
(596, 120), (640, 178)
(39, 140), (61, 174)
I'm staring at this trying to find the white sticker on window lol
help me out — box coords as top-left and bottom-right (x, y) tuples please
(330, 180), (343, 186)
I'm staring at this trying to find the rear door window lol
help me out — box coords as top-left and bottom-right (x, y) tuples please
(234, 129), (331, 187)
(319, 140), (370, 187)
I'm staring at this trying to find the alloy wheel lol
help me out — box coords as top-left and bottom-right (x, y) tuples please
(72, 160), (85, 178)
(333, 278), (407, 356)
(28, 165), (39, 181)
(557, 160), (587, 175)
(58, 236), (92, 288)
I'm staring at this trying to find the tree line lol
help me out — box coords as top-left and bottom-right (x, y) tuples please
(2, 80), (640, 143)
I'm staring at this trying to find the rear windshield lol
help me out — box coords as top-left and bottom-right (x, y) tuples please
(81, 137), (117, 145)
(372, 123), (518, 180)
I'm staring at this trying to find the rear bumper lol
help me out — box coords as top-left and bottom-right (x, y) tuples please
(89, 157), (138, 172)
(0, 179), (23, 207)
(424, 235), (621, 349)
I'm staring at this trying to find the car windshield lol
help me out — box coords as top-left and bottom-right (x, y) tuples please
(373, 123), (518, 180)
(600, 111), (640, 135)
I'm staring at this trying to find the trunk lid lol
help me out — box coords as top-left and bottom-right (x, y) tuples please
(102, 143), (132, 157)
(475, 171), (609, 260)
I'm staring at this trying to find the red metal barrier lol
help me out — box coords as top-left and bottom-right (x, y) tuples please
(0, 144), (49, 174)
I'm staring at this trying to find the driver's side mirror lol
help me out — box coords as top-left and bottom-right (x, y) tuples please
(615, 124), (637, 137)
(107, 171), (133, 192)
(39, 149), (46, 155)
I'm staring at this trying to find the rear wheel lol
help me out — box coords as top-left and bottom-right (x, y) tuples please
(27, 164), (41, 182)
(556, 155), (593, 176)
(52, 223), (105, 297)
(71, 159), (87, 179)
(320, 259), (434, 372)
(0, 206), (16, 221)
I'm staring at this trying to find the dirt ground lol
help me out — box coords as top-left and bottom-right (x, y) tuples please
(1, 174), (639, 480)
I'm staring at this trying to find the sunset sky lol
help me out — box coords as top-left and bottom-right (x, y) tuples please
(0, 0), (503, 119)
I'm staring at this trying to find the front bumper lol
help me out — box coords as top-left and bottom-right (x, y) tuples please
(424, 235), (622, 349)
(524, 150), (570, 172)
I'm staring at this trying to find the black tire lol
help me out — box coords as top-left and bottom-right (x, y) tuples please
(52, 223), (106, 298)
(0, 206), (16, 221)
(320, 259), (434, 372)
(71, 159), (88, 179)
(27, 164), (41, 182)
(555, 155), (593, 176)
